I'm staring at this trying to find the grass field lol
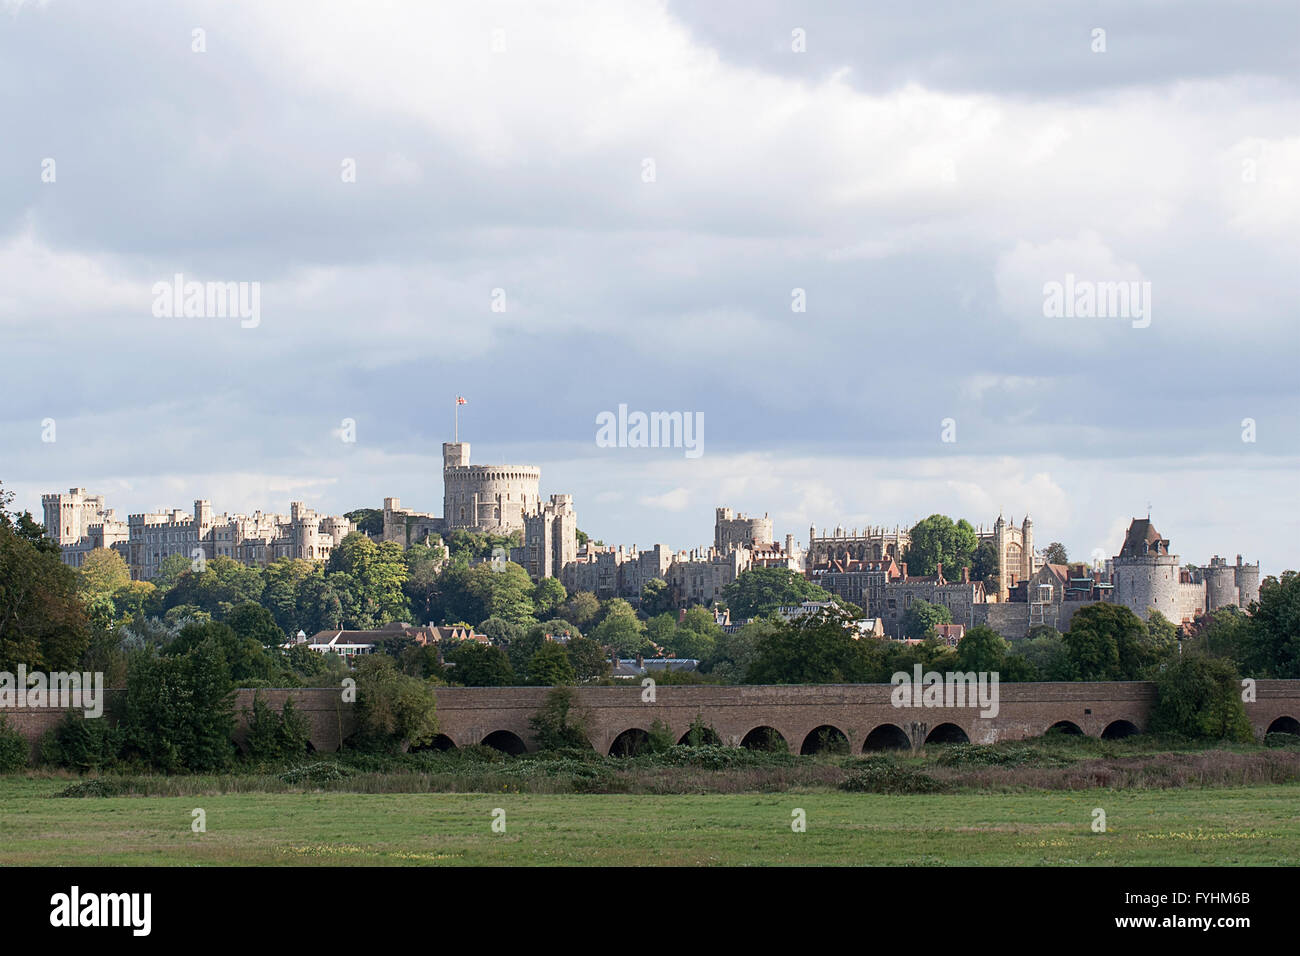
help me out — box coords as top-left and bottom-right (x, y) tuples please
(1, 776), (1297, 865)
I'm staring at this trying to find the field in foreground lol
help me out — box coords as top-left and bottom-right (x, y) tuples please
(0, 777), (1297, 865)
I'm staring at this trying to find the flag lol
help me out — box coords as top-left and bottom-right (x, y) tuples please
(456, 396), (467, 405)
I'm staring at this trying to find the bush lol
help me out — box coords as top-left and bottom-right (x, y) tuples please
(1265, 732), (1300, 749)
(839, 760), (948, 794)
(646, 719), (675, 754)
(58, 778), (130, 798)
(123, 641), (237, 772)
(1150, 655), (1255, 742)
(279, 762), (355, 785)
(243, 694), (311, 761)
(0, 715), (29, 773)
(39, 712), (123, 771)
(528, 686), (593, 751)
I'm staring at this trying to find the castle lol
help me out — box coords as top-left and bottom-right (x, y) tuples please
(379, 441), (578, 576)
(42, 488), (354, 581)
(1111, 518), (1260, 622)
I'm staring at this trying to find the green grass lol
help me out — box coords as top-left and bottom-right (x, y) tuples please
(1, 776), (1297, 865)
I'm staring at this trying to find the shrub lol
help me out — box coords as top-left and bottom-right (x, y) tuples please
(0, 715), (29, 773)
(1150, 655), (1255, 742)
(278, 761), (354, 785)
(528, 686), (594, 750)
(839, 760), (948, 794)
(646, 719), (675, 754)
(39, 712), (123, 771)
(352, 655), (439, 752)
(123, 641), (236, 772)
(243, 694), (312, 761)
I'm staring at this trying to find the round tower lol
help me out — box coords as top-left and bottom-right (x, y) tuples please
(1203, 556), (1237, 611)
(1235, 556), (1261, 608)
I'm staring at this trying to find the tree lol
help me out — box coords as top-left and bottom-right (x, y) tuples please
(954, 625), (1008, 672)
(343, 508), (384, 536)
(639, 577), (674, 617)
(528, 686), (593, 750)
(533, 577), (567, 618)
(261, 558), (318, 634)
(721, 567), (833, 618)
(746, 607), (882, 684)
(1062, 603), (1151, 680)
(589, 599), (649, 656)
(565, 635), (609, 682)
(1243, 570), (1300, 677)
(164, 556), (265, 619)
(969, 539), (1000, 592)
(227, 601), (284, 647)
(1149, 655), (1254, 741)
(560, 591), (600, 626)
(903, 515), (978, 577)
(123, 641), (236, 772)
(900, 599), (952, 641)
(1042, 542), (1069, 565)
(445, 641), (515, 686)
(702, 620), (775, 683)
(1186, 607), (1252, 664)
(0, 522), (91, 671)
(1020, 629), (1070, 680)
(528, 641), (575, 686)
(326, 533), (411, 626)
(669, 607), (722, 660)
(477, 616), (522, 646)
(351, 655), (439, 751)
(77, 548), (132, 599)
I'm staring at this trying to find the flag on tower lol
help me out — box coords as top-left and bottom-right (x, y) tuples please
(457, 396), (467, 405)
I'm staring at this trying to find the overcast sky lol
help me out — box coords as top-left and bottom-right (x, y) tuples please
(2, 0), (1297, 571)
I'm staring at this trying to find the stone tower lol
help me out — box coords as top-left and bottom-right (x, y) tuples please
(441, 441), (541, 534)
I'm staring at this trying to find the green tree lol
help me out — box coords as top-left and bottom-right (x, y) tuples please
(746, 607), (882, 684)
(1243, 570), (1300, 677)
(639, 577), (674, 617)
(560, 591), (600, 626)
(1149, 654), (1254, 741)
(528, 640), (576, 686)
(445, 641), (516, 686)
(77, 548), (132, 600)
(721, 567), (833, 618)
(0, 522), (90, 671)
(533, 577), (567, 618)
(1042, 542), (1069, 565)
(1063, 603), (1152, 680)
(528, 686), (593, 750)
(903, 515), (978, 577)
(969, 538), (1000, 592)
(1020, 629), (1070, 680)
(351, 655), (439, 751)
(954, 625), (1008, 672)
(565, 635), (609, 682)
(900, 599), (952, 641)
(326, 533), (411, 626)
(124, 642), (237, 772)
(589, 599), (648, 656)
(227, 601), (285, 647)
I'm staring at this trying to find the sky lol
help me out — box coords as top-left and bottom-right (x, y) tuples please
(1, 0), (1297, 572)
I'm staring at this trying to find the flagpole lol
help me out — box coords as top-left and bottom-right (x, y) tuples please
(455, 398), (459, 444)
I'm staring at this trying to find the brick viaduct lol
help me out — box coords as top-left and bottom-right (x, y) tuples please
(9, 681), (1300, 757)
